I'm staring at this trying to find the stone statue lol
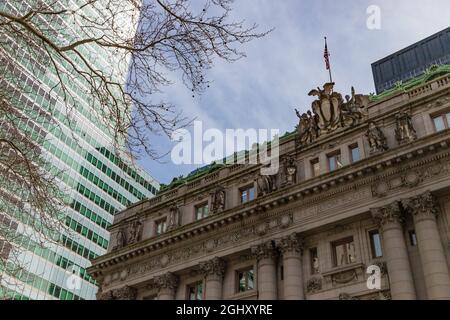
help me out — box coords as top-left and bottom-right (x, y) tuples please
(283, 156), (297, 186)
(210, 188), (226, 214)
(395, 111), (417, 145)
(256, 173), (277, 197)
(113, 228), (126, 250)
(127, 220), (143, 245)
(168, 205), (181, 230)
(340, 86), (368, 126)
(365, 121), (388, 154)
(295, 83), (369, 149)
(308, 82), (343, 133)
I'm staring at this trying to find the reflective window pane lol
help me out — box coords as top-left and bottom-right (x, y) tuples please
(434, 116), (446, 132)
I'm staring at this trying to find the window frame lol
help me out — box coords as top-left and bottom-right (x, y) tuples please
(331, 236), (357, 267)
(186, 281), (204, 301)
(432, 112), (450, 132)
(240, 185), (255, 204)
(236, 267), (255, 293)
(310, 158), (320, 177)
(327, 150), (343, 172)
(195, 202), (209, 221)
(155, 218), (167, 236)
(349, 143), (361, 163)
(369, 230), (383, 258)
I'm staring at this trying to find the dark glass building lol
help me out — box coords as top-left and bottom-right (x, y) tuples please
(372, 27), (450, 94)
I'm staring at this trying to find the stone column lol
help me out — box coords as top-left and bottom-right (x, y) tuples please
(371, 202), (416, 300)
(97, 286), (137, 300)
(251, 241), (278, 300)
(403, 191), (450, 300)
(276, 233), (305, 300)
(199, 257), (226, 300)
(154, 272), (179, 300)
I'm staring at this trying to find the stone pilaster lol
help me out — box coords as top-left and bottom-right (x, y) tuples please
(371, 202), (416, 300)
(403, 191), (450, 300)
(154, 272), (179, 300)
(251, 241), (278, 300)
(199, 257), (226, 300)
(276, 233), (305, 300)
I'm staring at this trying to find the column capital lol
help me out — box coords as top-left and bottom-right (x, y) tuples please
(199, 257), (226, 278)
(402, 191), (439, 222)
(251, 241), (277, 261)
(154, 272), (179, 290)
(97, 286), (137, 300)
(275, 233), (304, 255)
(371, 202), (404, 227)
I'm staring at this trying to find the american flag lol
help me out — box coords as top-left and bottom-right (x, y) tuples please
(324, 39), (331, 70)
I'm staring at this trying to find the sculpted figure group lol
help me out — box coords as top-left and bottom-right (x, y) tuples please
(296, 83), (369, 147)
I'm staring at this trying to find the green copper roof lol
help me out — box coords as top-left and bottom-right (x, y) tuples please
(369, 64), (450, 102)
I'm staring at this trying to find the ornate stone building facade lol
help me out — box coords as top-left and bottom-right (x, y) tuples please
(88, 70), (450, 300)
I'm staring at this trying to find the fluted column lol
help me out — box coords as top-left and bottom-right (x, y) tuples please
(276, 233), (305, 300)
(251, 241), (278, 300)
(199, 257), (226, 300)
(371, 202), (416, 300)
(154, 272), (179, 300)
(403, 192), (450, 300)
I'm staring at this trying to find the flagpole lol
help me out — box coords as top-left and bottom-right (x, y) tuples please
(324, 36), (333, 83)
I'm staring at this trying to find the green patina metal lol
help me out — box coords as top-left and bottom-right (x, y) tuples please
(369, 64), (450, 102)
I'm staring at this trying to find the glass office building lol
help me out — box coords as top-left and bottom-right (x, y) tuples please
(0, 1), (158, 300)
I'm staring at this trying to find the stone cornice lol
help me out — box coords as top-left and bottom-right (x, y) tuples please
(88, 130), (450, 277)
(116, 79), (450, 225)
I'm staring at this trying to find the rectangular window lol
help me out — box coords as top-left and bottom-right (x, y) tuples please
(369, 230), (383, 258)
(332, 237), (357, 267)
(311, 158), (320, 177)
(195, 203), (209, 221)
(327, 151), (343, 172)
(240, 186), (255, 204)
(310, 248), (319, 274)
(409, 230), (418, 246)
(155, 218), (167, 236)
(187, 282), (203, 301)
(236, 268), (254, 293)
(349, 144), (361, 163)
(432, 112), (450, 132)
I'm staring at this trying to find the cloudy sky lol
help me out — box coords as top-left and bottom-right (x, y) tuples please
(139, 0), (450, 185)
